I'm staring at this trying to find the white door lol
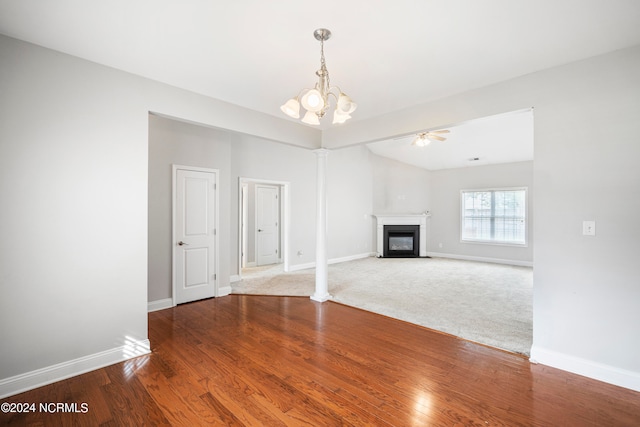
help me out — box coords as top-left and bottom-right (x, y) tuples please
(173, 167), (217, 304)
(256, 185), (279, 266)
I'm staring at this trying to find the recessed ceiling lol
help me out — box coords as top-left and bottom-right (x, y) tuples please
(366, 109), (534, 171)
(1, 1), (639, 131)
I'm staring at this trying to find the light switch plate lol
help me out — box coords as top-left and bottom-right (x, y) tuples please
(583, 221), (596, 236)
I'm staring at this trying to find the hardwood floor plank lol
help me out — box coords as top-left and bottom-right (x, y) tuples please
(1, 295), (639, 426)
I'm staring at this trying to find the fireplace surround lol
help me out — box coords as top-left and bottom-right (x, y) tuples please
(374, 214), (428, 258)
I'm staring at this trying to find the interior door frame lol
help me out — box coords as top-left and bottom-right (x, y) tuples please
(172, 164), (220, 306)
(238, 177), (290, 279)
(255, 184), (280, 266)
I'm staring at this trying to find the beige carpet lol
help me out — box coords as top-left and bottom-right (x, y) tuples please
(232, 257), (533, 355)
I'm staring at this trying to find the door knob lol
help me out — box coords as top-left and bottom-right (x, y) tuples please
(178, 241), (189, 246)
(258, 229), (263, 232)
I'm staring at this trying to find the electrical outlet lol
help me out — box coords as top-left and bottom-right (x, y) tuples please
(583, 221), (596, 236)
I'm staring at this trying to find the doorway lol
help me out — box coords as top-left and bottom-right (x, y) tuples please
(238, 178), (290, 280)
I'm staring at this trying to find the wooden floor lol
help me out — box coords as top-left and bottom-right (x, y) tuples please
(2, 296), (639, 426)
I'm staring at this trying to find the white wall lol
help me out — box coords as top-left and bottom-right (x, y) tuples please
(0, 35), (150, 391)
(324, 45), (640, 391)
(429, 161), (534, 264)
(0, 34), (319, 397)
(371, 154), (432, 215)
(327, 145), (375, 259)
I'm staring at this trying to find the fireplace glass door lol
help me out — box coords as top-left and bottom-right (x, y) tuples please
(383, 225), (420, 257)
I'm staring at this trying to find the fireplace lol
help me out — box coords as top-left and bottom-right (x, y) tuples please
(384, 225), (420, 257)
(374, 214), (428, 258)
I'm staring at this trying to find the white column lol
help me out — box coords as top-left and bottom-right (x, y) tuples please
(311, 148), (331, 302)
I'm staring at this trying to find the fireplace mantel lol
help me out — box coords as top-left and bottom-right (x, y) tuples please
(373, 214), (428, 257)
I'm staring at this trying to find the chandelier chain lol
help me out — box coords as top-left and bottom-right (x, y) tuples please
(319, 37), (330, 91)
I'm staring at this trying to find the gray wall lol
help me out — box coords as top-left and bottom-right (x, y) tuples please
(429, 161), (534, 264)
(149, 115), (376, 302)
(148, 115), (319, 301)
(327, 145), (375, 259)
(371, 154), (533, 263)
(0, 34), (317, 387)
(0, 35), (149, 382)
(148, 115), (232, 302)
(325, 45), (640, 389)
(229, 133), (318, 268)
(372, 154), (432, 215)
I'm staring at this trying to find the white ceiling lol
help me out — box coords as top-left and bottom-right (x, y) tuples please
(367, 109), (534, 170)
(1, 1), (638, 168)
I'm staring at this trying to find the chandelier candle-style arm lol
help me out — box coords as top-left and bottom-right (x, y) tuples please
(280, 28), (356, 125)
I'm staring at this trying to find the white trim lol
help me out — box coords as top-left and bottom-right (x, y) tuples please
(217, 285), (232, 297)
(460, 187), (528, 247)
(148, 298), (174, 312)
(238, 178), (291, 282)
(230, 274), (242, 283)
(530, 345), (640, 392)
(0, 339), (151, 399)
(289, 261), (316, 272)
(241, 183), (248, 269)
(254, 184), (281, 267)
(328, 252), (373, 265)
(427, 251), (533, 267)
(172, 165), (220, 303)
(289, 252), (373, 272)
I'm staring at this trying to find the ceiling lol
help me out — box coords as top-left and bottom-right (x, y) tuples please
(367, 109), (533, 171)
(1, 1), (638, 168)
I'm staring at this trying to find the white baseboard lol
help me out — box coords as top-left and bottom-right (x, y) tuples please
(289, 252), (374, 272)
(289, 261), (315, 272)
(329, 252), (374, 265)
(530, 345), (640, 392)
(218, 285), (232, 297)
(148, 298), (173, 312)
(426, 251), (533, 267)
(0, 339), (151, 399)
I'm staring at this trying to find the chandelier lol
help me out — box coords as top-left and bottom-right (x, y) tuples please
(280, 28), (357, 125)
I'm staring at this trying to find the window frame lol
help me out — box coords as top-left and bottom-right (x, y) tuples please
(459, 187), (528, 247)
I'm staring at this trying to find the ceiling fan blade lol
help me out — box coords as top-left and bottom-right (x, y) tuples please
(430, 129), (450, 134)
(427, 134), (447, 141)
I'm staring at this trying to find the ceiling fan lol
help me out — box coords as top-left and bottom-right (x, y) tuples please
(411, 130), (450, 147)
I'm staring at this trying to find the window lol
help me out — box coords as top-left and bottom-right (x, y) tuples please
(461, 188), (527, 245)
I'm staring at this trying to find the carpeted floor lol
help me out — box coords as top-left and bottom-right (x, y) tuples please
(232, 257), (533, 355)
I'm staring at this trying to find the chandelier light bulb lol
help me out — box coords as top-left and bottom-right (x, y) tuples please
(301, 89), (324, 112)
